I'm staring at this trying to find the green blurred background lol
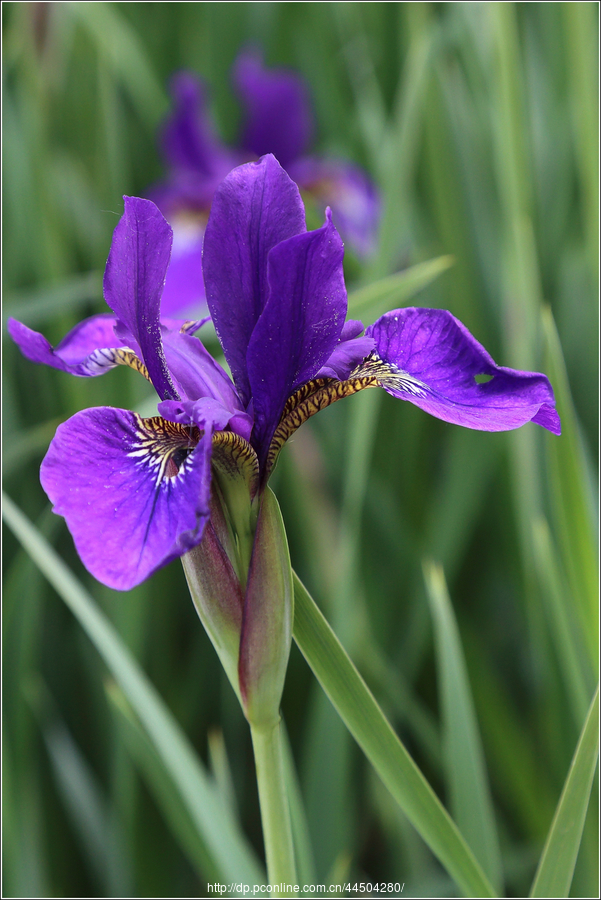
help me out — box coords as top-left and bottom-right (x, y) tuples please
(3, 2), (598, 897)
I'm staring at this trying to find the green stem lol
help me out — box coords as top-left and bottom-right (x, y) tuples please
(250, 720), (297, 892)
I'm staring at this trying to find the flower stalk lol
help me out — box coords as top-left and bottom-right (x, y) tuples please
(250, 720), (298, 891)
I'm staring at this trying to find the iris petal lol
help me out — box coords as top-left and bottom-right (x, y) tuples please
(161, 71), (233, 182)
(234, 51), (313, 167)
(290, 157), (380, 259)
(41, 407), (215, 590)
(161, 330), (245, 413)
(103, 197), (178, 401)
(247, 208), (347, 464)
(364, 308), (561, 434)
(6, 314), (147, 379)
(202, 154), (306, 405)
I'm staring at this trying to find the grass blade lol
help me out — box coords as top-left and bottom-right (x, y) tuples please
(64, 3), (166, 126)
(423, 560), (503, 893)
(541, 307), (598, 672)
(2, 492), (264, 886)
(292, 571), (496, 898)
(531, 517), (592, 724)
(530, 686), (599, 898)
(106, 682), (221, 884)
(348, 255), (454, 321)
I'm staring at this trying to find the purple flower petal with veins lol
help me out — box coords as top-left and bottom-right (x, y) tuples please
(40, 407), (214, 591)
(202, 155), (307, 405)
(103, 197), (178, 401)
(359, 308), (560, 434)
(246, 207), (347, 463)
(7, 314), (127, 377)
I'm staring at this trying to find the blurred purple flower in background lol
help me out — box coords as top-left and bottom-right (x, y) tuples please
(8, 155), (559, 593)
(151, 51), (380, 317)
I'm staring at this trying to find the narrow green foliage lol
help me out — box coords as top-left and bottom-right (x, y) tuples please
(347, 255), (454, 321)
(423, 560), (503, 893)
(2, 271), (102, 330)
(541, 307), (599, 672)
(530, 686), (599, 899)
(106, 682), (221, 884)
(292, 571), (496, 899)
(531, 517), (591, 724)
(2, 493), (264, 887)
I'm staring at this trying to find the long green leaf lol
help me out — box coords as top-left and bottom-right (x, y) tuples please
(347, 255), (454, 321)
(530, 686), (599, 898)
(106, 682), (220, 885)
(423, 560), (502, 893)
(2, 493), (264, 887)
(27, 677), (125, 896)
(64, 3), (166, 125)
(292, 571), (495, 898)
(541, 306), (598, 671)
(531, 517), (591, 724)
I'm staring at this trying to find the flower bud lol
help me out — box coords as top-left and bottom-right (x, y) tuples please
(238, 487), (293, 728)
(183, 442), (293, 724)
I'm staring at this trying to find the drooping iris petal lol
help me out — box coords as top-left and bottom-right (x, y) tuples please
(41, 407), (214, 591)
(290, 157), (380, 259)
(202, 154), (306, 406)
(7, 314), (127, 377)
(364, 308), (561, 434)
(234, 51), (313, 168)
(103, 197), (178, 401)
(247, 208), (347, 461)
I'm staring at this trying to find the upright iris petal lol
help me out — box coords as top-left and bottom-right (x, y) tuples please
(202, 155), (306, 405)
(161, 71), (229, 181)
(246, 208), (347, 461)
(103, 197), (178, 401)
(147, 53), (381, 326)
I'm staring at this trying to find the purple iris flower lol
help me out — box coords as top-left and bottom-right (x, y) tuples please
(8, 155), (559, 593)
(152, 52), (380, 316)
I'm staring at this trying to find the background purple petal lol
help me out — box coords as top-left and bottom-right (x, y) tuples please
(202, 154), (306, 405)
(234, 51), (313, 167)
(103, 197), (178, 400)
(161, 71), (230, 178)
(40, 407), (214, 591)
(159, 236), (206, 319)
(290, 156), (380, 258)
(247, 208), (347, 462)
(367, 308), (561, 434)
